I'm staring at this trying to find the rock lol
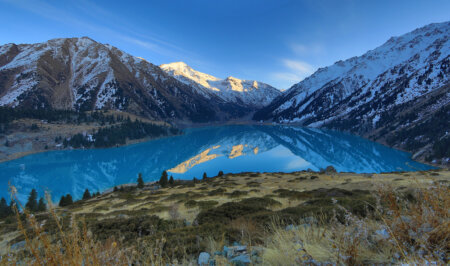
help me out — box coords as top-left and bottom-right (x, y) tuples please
(10, 241), (26, 251)
(223, 246), (229, 257)
(285, 224), (297, 231)
(400, 215), (412, 224)
(299, 223), (311, 230)
(235, 245), (247, 252)
(304, 216), (318, 224)
(224, 245), (247, 258)
(198, 252), (210, 265)
(250, 247), (264, 264)
(230, 254), (251, 265)
(250, 247), (264, 256)
(375, 229), (390, 240)
(117, 214), (128, 219)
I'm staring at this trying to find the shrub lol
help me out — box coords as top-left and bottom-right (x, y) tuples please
(184, 200), (218, 210)
(227, 190), (248, 198)
(239, 197), (282, 209)
(208, 188), (226, 196)
(196, 201), (268, 225)
(246, 181), (261, 187)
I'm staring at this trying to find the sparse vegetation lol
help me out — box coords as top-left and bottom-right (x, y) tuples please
(1, 169), (448, 264)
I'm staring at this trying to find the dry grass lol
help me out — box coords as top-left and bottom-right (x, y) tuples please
(1, 170), (448, 265)
(0, 187), (197, 266)
(0, 187), (133, 265)
(262, 184), (450, 265)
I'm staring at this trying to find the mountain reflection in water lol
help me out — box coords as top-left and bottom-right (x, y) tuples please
(0, 125), (433, 202)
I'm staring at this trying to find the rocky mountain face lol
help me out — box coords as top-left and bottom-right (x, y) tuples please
(0, 37), (251, 123)
(161, 62), (281, 108)
(254, 22), (450, 164)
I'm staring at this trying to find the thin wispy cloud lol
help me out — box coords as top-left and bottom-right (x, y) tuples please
(283, 59), (315, 75)
(0, 0), (197, 62)
(290, 43), (324, 55)
(271, 59), (316, 88)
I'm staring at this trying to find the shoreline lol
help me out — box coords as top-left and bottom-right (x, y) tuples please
(0, 121), (444, 169)
(0, 133), (180, 163)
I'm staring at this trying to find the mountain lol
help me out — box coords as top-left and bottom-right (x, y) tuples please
(0, 37), (251, 123)
(254, 21), (450, 164)
(161, 62), (281, 108)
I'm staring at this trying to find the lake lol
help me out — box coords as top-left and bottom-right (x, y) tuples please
(0, 125), (433, 202)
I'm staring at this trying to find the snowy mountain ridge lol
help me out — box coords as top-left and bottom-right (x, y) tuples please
(161, 62), (281, 107)
(0, 37), (255, 122)
(254, 21), (450, 164)
(256, 21), (449, 121)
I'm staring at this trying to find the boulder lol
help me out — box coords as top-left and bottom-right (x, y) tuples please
(230, 254), (251, 265)
(198, 252), (210, 265)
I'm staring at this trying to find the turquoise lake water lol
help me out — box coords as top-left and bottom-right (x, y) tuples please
(0, 125), (433, 202)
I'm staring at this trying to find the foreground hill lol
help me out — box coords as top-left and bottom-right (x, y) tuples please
(161, 62), (281, 108)
(254, 21), (450, 165)
(1, 169), (448, 264)
(0, 37), (251, 123)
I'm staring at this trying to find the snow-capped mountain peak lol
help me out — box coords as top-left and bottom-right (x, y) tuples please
(254, 21), (449, 164)
(160, 62), (281, 107)
(0, 37), (258, 122)
(256, 21), (449, 122)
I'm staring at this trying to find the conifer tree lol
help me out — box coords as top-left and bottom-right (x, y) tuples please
(169, 175), (174, 186)
(65, 194), (73, 205)
(137, 173), (144, 188)
(218, 171), (224, 177)
(203, 172), (208, 181)
(59, 194), (73, 207)
(59, 195), (66, 207)
(82, 189), (91, 200)
(8, 201), (14, 216)
(0, 197), (10, 218)
(159, 170), (168, 187)
(37, 198), (46, 212)
(113, 186), (118, 192)
(25, 189), (38, 212)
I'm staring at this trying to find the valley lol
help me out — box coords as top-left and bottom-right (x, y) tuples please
(0, 12), (448, 265)
(1, 22), (448, 167)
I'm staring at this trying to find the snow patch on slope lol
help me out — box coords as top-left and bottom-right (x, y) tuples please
(161, 62), (281, 107)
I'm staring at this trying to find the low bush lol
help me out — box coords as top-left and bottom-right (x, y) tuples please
(227, 190), (248, 198)
(184, 200), (218, 210)
(196, 201), (268, 225)
(207, 188), (226, 196)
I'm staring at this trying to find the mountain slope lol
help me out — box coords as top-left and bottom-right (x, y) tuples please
(161, 62), (281, 108)
(0, 37), (249, 123)
(254, 21), (450, 164)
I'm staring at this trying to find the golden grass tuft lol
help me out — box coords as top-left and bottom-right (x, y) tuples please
(262, 184), (449, 265)
(0, 187), (132, 265)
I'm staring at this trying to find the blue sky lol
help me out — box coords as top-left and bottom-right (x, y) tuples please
(1, 0), (449, 89)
